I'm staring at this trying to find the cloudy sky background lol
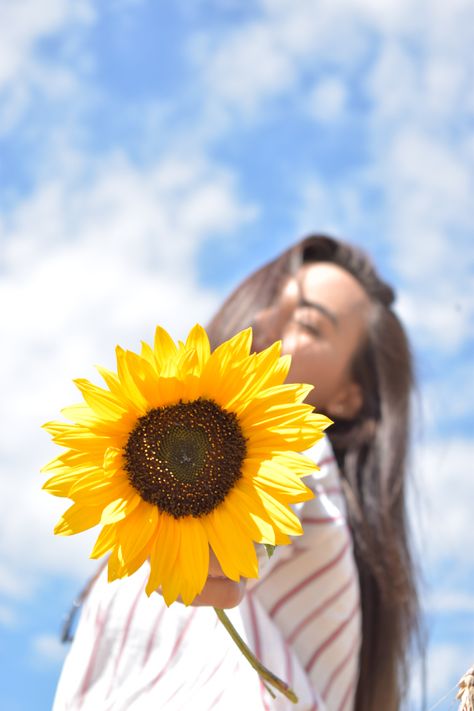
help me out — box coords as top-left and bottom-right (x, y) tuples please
(0, 1), (473, 709)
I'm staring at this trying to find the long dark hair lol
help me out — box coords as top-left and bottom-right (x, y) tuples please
(207, 234), (423, 711)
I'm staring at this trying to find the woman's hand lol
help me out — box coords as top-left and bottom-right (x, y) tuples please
(190, 549), (247, 609)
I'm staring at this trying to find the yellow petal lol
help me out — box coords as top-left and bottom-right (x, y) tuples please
(197, 357), (250, 407)
(224, 342), (283, 409)
(107, 545), (133, 580)
(214, 327), (252, 364)
(244, 459), (314, 502)
(115, 502), (159, 562)
(235, 384), (314, 422)
(73, 379), (127, 420)
(185, 324), (211, 374)
(103, 446), (123, 473)
(115, 346), (148, 413)
(123, 350), (162, 403)
(90, 524), (116, 558)
(43, 422), (118, 452)
(261, 353), (292, 388)
(146, 514), (180, 598)
(240, 403), (314, 431)
(49, 449), (103, 469)
(153, 326), (178, 377)
(61, 403), (96, 425)
(244, 480), (303, 537)
(175, 517), (209, 604)
(270, 450), (319, 478)
(140, 340), (156, 365)
(69, 473), (131, 506)
(148, 376), (184, 408)
(96, 365), (123, 398)
(117, 544), (149, 577)
(176, 346), (200, 379)
(100, 492), (141, 525)
(245, 418), (324, 453)
(224, 486), (282, 545)
(202, 507), (258, 581)
(43, 465), (102, 497)
(54, 502), (103, 535)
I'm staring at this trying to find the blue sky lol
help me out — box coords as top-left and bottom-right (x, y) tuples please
(0, 1), (473, 709)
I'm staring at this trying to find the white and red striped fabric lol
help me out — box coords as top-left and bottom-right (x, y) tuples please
(53, 437), (361, 711)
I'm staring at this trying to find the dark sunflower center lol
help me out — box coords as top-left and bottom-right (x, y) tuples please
(123, 398), (247, 518)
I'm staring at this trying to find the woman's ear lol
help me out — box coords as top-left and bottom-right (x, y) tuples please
(326, 381), (363, 420)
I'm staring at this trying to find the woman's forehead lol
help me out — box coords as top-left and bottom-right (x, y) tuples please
(283, 262), (370, 315)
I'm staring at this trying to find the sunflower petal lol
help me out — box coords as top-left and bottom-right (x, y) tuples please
(69, 472), (131, 505)
(185, 324), (211, 373)
(244, 458), (314, 501)
(225, 486), (280, 545)
(73, 379), (126, 420)
(247, 481), (303, 536)
(90, 524), (116, 558)
(54, 503), (103, 535)
(43, 465), (102, 497)
(100, 493), (141, 524)
(114, 347), (148, 412)
(153, 326), (178, 376)
(175, 517), (209, 604)
(146, 514), (180, 599)
(115, 502), (159, 562)
(203, 507), (258, 581)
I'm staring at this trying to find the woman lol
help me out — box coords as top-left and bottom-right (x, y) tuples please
(54, 235), (422, 711)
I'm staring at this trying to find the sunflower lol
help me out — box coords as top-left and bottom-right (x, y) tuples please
(42, 325), (331, 605)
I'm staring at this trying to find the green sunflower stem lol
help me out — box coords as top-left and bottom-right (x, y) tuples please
(214, 607), (298, 704)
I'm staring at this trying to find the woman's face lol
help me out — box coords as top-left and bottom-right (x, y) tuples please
(251, 262), (370, 417)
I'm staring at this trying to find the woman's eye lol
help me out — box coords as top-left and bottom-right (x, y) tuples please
(293, 312), (321, 337)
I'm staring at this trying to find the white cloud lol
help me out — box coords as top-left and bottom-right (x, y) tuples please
(306, 77), (348, 123)
(0, 0), (94, 89)
(427, 591), (474, 615)
(409, 641), (469, 710)
(296, 175), (371, 240)
(369, 120), (474, 355)
(385, 131), (471, 242)
(360, 2), (474, 338)
(0, 0), (94, 135)
(397, 288), (471, 356)
(409, 438), (474, 571)
(295, 29), (474, 356)
(191, 0), (371, 119)
(0, 562), (30, 599)
(0, 603), (17, 627)
(191, 0), (471, 120)
(0, 151), (257, 596)
(420, 362), (474, 428)
(197, 23), (296, 116)
(31, 633), (68, 666)
(428, 644), (469, 706)
(365, 42), (419, 123)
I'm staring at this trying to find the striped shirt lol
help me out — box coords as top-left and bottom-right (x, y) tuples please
(53, 437), (361, 711)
